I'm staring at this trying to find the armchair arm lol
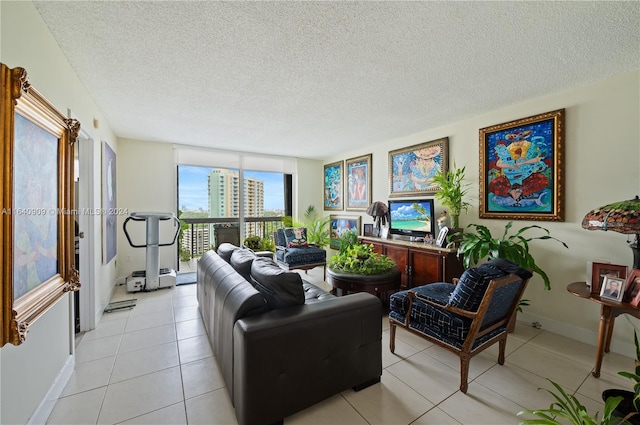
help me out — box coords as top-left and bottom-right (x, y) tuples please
(407, 290), (478, 321)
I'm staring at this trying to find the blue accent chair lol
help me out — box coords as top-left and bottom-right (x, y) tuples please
(388, 258), (533, 393)
(275, 228), (327, 280)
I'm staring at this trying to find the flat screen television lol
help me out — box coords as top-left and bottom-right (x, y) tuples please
(388, 199), (436, 239)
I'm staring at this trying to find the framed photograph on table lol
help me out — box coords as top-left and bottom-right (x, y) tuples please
(329, 215), (361, 250)
(600, 276), (626, 302)
(0, 64), (80, 346)
(389, 137), (448, 197)
(624, 269), (640, 306)
(436, 226), (449, 247)
(479, 108), (565, 221)
(324, 161), (343, 211)
(346, 154), (372, 211)
(591, 262), (627, 296)
(363, 223), (374, 237)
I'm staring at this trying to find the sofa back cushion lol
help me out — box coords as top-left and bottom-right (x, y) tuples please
(217, 243), (239, 263)
(230, 249), (257, 282)
(250, 257), (305, 309)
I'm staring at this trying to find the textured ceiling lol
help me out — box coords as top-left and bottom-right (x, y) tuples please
(33, 1), (640, 160)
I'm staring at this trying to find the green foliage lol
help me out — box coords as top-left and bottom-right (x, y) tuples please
(303, 205), (330, 248)
(284, 205), (330, 248)
(455, 221), (568, 290)
(617, 330), (640, 411)
(243, 235), (263, 251)
(261, 235), (276, 252)
(328, 230), (396, 275)
(431, 163), (471, 228)
(518, 379), (625, 425)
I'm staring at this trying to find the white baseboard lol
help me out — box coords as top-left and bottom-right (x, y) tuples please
(27, 355), (75, 425)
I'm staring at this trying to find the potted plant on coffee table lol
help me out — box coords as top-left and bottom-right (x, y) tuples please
(327, 230), (399, 303)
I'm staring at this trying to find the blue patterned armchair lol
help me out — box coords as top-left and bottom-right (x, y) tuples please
(275, 228), (327, 280)
(388, 258), (533, 393)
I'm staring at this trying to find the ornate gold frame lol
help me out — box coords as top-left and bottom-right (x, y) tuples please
(388, 137), (449, 197)
(1, 63), (80, 346)
(479, 109), (565, 221)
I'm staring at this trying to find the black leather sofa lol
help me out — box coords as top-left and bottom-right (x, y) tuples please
(196, 244), (382, 425)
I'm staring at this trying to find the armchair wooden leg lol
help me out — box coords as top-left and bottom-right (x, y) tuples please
(460, 354), (470, 393)
(389, 320), (396, 353)
(498, 338), (506, 365)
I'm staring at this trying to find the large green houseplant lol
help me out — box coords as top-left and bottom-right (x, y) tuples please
(328, 230), (396, 275)
(431, 163), (471, 229)
(283, 205), (330, 248)
(455, 221), (568, 290)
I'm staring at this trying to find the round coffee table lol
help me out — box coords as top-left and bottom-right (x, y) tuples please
(327, 268), (401, 306)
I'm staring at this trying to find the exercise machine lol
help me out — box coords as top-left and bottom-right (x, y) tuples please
(123, 212), (180, 292)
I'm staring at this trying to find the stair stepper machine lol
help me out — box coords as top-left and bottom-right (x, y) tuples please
(123, 212), (180, 292)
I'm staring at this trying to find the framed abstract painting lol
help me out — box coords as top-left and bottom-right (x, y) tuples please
(479, 109), (565, 221)
(389, 137), (448, 197)
(324, 161), (343, 211)
(1, 64), (80, 346)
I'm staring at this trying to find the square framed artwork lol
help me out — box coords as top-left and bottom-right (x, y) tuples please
(324, 161), (343, 211)
(591, 262), (627, 295)
(479, 109), (565, 221)
(329, 214), (361, 249)
(600, 275), (625, 302)
(623, 269), (640, 306)
(389, 137), (448, 197)
(346, 154), (372, 211)
(363, 223), (374, 237)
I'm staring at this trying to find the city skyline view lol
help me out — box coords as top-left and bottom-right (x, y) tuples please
(178, 165), (285, 213)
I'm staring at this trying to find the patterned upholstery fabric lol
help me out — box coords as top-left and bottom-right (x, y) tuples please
(275, 228), (326, 267)
(389, 259), (530, 345)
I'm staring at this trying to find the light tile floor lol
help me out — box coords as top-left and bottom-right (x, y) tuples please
(48, 267), (635, 424)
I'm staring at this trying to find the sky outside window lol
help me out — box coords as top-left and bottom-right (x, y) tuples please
(178, 165), (284, 213)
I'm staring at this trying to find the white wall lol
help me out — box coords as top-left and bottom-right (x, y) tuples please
(116, 138), (177, 278)
(1, 2), (118, 423)
(326, 71), (640, 355)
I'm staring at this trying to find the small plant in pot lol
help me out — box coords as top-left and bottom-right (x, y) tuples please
(431, 163), (471, 230)
(328, 230), (396, 275)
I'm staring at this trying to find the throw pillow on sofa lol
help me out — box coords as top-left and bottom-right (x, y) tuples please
(230, 249), (257, 282)
(250, 257), (305, 309)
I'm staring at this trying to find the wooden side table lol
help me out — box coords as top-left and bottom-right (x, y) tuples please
(566, 281), (640, 377)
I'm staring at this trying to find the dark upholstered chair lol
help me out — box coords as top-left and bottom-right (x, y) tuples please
(213, 224), (240, 249)
(275, 228), (327, 280)
(388, 258), (533, 393)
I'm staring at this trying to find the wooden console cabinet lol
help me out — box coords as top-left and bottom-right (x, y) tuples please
(359, 236), (464, 289)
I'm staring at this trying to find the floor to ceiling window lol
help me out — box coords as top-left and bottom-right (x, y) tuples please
(176, 156), (292, 263)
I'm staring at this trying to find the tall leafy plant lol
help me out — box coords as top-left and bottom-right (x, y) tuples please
(456, 221), (568, 290)
(431, 163), (471, 229)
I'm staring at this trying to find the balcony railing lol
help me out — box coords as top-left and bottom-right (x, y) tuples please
(179, 216), (284, 262)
